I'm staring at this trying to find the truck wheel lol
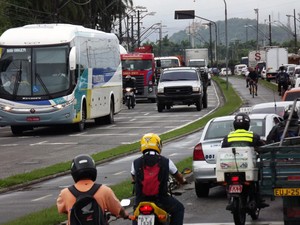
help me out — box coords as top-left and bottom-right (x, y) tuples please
(196, 98), (202, 111)
(202, 92), (208, 108)
(157, 103), (164, 112)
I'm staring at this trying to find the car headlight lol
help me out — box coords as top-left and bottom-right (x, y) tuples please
(193, 86), (200, 92)
(157, 86), (164, 93)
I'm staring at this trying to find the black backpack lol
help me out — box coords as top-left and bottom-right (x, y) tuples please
(68, 183), (106, 225)
(278, 72), (288, 82)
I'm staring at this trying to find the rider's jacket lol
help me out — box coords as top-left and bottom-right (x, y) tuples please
(133, 152), (170, 202)
(221, 129), (263, 148)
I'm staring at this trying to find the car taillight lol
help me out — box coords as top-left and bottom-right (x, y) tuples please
(139, 205), (154, 215)
(193, 143), (205, 160)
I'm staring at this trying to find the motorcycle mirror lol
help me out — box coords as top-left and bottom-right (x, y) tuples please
(182, 168), (192, 175)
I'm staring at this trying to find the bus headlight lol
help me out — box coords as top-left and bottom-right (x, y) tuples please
(53, 98), (75, 109)
(2, 105), (12, 111)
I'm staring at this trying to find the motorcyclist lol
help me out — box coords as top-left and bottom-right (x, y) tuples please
(276, 65), (289, 96)
(221, 113), (268, 209)
(247, 67), (259, 96)
(124, 75), (136, 89)
(131, 133), (188, 225)
(222, 112), (265, 148)
(199, 67), (209, 88)
(266, 106), (300, 144)
(57, 154), (129, 224)
(124, 75), (136, 105)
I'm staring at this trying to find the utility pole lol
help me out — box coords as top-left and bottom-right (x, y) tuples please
(118, 0), (122, 42)
(269, 15), (272, 46)
(293, 9), (298, 54)
(254, 8), (259, 50)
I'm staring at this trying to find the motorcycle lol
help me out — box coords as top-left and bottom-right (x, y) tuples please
(123, 87), (136, 109)
(216, 147), (262, 225)
(129, 168), (191, 225)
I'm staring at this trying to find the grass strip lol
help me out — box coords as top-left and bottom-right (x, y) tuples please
(2, 76), (242, 225)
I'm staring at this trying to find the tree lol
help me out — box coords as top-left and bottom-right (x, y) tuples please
(0, 0), (133, 33)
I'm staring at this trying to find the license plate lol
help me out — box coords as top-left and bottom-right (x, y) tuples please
(26, 116), (40, 122)
(274, 188), (300, 196)
(137, 215), (155, 225)
(229, 185), (243, 193)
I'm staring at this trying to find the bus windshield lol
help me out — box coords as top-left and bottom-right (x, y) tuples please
(0, 45), (70, 100)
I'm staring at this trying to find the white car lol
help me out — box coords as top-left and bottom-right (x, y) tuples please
(219, 68), (232, 76)
(250, 101), (300, 118)
(234, 64), (247, 75)
(192, 113), (282, 198)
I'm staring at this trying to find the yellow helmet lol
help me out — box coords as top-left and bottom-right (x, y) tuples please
(140, 133), (162, 154)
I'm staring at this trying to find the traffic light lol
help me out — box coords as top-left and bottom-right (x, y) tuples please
(174, 10), (195, 19)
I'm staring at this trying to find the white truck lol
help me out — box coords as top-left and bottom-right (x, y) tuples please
(248, 50), (266, 68)
(185, 48), (209, 68)
(265, 47), (288, 81)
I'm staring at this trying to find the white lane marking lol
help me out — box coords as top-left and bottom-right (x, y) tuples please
(30, 141), (77, 146)
(0, 144), (18, 147)
(70, 133), (140, 137)
(31, 194), (52, 202)
(113, 171), (127, 175)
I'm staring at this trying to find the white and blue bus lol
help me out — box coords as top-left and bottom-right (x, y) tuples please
(0, 24), (123, 135)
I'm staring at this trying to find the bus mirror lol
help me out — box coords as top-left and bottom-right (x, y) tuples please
(69, 47), (76, 70)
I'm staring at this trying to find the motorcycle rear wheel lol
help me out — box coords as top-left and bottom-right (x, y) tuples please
(233, 196), (246, 225)
(126, 98), (131, 109)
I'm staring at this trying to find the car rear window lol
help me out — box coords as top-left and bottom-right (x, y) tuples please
(249, 119), (265, 137)
(205, 119), (266, 139)
(205, 120), (234, 139)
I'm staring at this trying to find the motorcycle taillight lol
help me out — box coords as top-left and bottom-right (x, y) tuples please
(231, 176), (240, 182)
(139, 205), (154, 215)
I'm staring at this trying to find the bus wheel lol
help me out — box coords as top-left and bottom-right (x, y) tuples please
(105, 100), (115, 124)
(75, 106), (86, 132)
(11, 126), (25, 135)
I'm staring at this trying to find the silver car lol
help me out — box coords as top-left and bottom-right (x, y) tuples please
(192, 113), (282, 198)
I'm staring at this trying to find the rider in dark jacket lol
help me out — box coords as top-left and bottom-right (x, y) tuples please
(266, 106), (300, 144)
(131, 133), (188, 225)
(276, 66), (289, 96)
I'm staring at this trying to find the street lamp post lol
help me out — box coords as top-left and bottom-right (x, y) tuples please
(287, 9), (298, 54)
(224, 0), (228, 90)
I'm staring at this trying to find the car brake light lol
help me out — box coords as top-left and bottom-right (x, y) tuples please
(139, 205), (153, 215)
(193, 143), (205, 160)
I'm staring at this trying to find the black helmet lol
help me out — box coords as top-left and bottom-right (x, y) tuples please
(279, 65), (286, 71)
(233, 113), (251, 130)
(283, 105), (299, 121)
(71, 154), (97, 183)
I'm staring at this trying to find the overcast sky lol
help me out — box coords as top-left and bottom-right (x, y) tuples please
(132, 0), (300, 42)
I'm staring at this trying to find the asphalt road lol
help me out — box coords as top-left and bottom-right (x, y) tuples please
(0, 76), (284, 224)
(0, 81), (221, 180)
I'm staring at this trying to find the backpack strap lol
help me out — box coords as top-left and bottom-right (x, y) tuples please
(68, 183), (102, 198)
